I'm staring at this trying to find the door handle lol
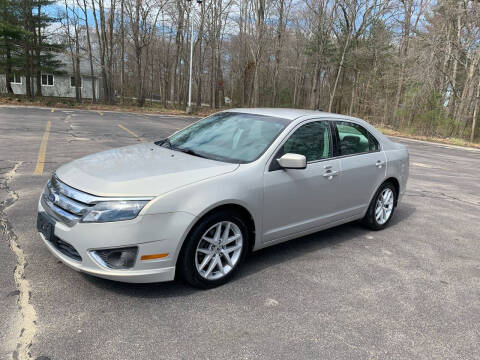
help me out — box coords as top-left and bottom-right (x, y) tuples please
(376, 160), (385, 168)
(323, 170), (339, 179)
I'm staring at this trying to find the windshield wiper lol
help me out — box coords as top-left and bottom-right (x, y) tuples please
(155, 139), (208, 159)
(175, 147), (208, 159)
(155, 138), (172, 149)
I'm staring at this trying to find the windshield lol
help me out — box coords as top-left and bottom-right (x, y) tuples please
(165, 112), (290, 163)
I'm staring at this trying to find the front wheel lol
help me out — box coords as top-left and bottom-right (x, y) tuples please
(179, 210), (249, 289)
(362, 182), (397, 230)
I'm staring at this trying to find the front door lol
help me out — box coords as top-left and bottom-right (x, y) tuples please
(262, 120), (343, 243)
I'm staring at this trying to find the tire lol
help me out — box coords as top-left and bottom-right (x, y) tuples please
(362, 181), (397, 230)
(178, 209), (249, 289)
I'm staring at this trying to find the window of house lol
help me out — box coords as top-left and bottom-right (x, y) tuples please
(11, 73), (22, 84)
(335, 121), (379, 155)
(70, 76), (82, 88)
(41, 74), (54, 86)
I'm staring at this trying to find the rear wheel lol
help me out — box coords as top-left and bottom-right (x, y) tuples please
(362, 182), (397, 230)
(179, 210), (249, 288)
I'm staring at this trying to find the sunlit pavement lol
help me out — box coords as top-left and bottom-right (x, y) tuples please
(1, 105), (479, 360)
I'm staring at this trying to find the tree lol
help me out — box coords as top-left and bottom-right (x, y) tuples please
(125, 0), (163, 106)
(0, 0), (25, 93)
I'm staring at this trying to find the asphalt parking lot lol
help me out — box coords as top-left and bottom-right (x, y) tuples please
(0, 105), (479, 360)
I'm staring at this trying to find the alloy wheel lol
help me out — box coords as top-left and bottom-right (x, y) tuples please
(195, 221), (243, 281)
(375, 188), (394, 225)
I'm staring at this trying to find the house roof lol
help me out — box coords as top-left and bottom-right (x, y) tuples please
(54, 52), (102, 77)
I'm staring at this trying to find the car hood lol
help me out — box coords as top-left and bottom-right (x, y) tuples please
(55, 143), (239, 197)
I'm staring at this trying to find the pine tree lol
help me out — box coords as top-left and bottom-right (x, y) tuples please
(30, 0), (63, 97)
(0, 0), (25, 93)
(21, 0), (63, 98)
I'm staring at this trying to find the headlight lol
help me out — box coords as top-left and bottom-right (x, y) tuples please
(81, 200), (149, 223)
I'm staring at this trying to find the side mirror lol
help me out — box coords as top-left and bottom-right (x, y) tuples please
(277, 153), (307, 169)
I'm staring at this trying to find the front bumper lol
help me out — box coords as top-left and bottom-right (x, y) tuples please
(37, 200), (195, 283)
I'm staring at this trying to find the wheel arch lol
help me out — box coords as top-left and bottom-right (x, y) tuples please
(365, 177), (401, 217)
(175, 202), (257, 268)
(384, 177), (400, 206)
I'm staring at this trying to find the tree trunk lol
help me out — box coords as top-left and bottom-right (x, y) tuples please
(393, 0), (413, 126)
(91, 0), (109, 103)
(120, 0), (125, 103)
(250, 0), (265, 107)
(75, 32), (81, 102)
(170, 0), (183, 106)
(34, 2), (41, 97)
(272, 0), (285, 107)
(5, 43), (13, 94)
(310, 60), (320, 109)
(329, 31), (351, 113)
(23, 0), (32, 99)
(471, 78), (480, 142)
(448, 4), (462, 118)
(349, 69), (358, 116)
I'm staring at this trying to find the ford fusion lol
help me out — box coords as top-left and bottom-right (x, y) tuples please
(37, 108), (409, 288)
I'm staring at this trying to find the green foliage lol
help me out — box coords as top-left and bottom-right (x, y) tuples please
(0, 0), (64, 95)
(397, 90), (456, 138)
(278, 87), (293, 107)
(29, 0), (65, 76)
(0, 0), (26, 74)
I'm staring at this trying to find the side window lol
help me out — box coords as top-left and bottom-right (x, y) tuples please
(281, 121), (331, 162)
(41, 74), (54, 86)
(335, 121), (379, 155)
(11, 73), (22, 84)
(70, 76), (82, 88)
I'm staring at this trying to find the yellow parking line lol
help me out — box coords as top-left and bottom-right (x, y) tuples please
(118, 124), (144, 141)
(33, 121), (51, 176)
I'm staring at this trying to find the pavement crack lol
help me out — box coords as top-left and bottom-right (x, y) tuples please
(405, 190), (480, 207)
(0, 161), (38, 360)
(60, 116), (90, 143)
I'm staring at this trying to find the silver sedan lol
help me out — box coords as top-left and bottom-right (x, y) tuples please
(37, 108), (409, 288)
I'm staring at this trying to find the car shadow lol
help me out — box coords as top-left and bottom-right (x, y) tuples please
(82, 202), (415, 296)
(239, 202), (415, 277)
(81, 272), (196, 298)
(236, 202), (415, 280)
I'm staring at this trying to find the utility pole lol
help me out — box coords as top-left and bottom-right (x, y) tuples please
(186, 0), (202, 114)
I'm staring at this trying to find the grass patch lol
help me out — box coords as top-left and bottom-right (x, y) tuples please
(376, 125), (480, 149)
(0, 95), (220, 117)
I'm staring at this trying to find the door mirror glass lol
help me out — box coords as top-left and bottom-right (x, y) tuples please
(277, 153), (307, 169)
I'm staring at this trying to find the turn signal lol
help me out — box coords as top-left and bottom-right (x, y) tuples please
(141, 253), (168, 261)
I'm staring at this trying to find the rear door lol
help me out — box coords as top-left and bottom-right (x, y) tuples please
(262, 120), (343, 243)
(331, 120), (386, 217)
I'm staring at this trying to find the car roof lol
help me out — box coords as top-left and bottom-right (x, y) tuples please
(222, 107), (394, 148)
(224, 108), (332, 121)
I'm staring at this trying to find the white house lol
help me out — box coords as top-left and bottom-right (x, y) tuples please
(0, 53), (102, 99)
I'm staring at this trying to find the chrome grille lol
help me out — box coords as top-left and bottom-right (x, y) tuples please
(41, 175), (153, 227)
(41, 175), (95, 226)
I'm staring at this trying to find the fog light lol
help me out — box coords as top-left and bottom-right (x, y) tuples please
(91, 247), (138, 269)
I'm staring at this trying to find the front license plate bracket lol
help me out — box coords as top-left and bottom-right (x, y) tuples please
(37, 212), (56, 242)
